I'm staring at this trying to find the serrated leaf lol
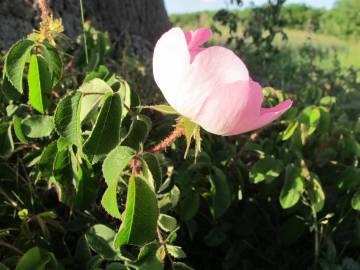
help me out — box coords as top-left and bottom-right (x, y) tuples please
(39, 141), (58, 178)
(166, 245), (186, 259)
(78, 78), (113, 122)
(158, 214), (177, 232)
(101, 183), (121, 219)
(85, 224), (117, 259)
(102, 146), (135, 185)
(1, 74), (22, 101)
(143, 104), (178, 115)
(54, 92), (82, 147)
(0, 123), (14, 158)
(4, 39), (34, 93)
(13, 116), (28, 143)
(83, 92), (122, 155)
(122, 115), (152, 150)
(249, 157), (283, 184)
(28, 54), (52, 113)
(141, 153), (162, 191)
(53, 149), (73, 187)
(209, 167), (231, 218)
(114, 176), (159, 247)
(22, 115), (54, 138)
(279, 165), (304, 209)
(101, 146), (135, 218)
(40, 44), (62, 86)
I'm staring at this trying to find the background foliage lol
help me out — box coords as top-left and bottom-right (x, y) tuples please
(0, 0), (359, 269)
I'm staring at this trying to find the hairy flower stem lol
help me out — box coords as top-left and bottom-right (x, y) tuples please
(149, 127), (184, 154)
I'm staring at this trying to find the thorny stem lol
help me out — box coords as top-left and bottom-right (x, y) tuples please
(157, 227), (175, 270)
(149, 127), (184, 154)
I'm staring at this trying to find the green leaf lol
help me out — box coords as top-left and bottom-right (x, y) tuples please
(279, 165), (304, 209)
(15, 247), (57, 270)
(311, 174), (325, 213)
(141, 153), (162, 191)
(0, 123), (14, 158)
(78, 78), (113, 122)
(53, 149), (73, 187)
(166, 245), (186, 259)
(4, 39), (34, 93)
(101, 184), (121, 219)
(282, 121), (299, 141)
(1, 74), (22, 101)
(75, 161), (99, 210)
(13, 116), (28, 143)
(177, 116), (201, 158)
(114, 176), (159, 247)
(85, 224), (118, 259)
(130, 242), (163, 270)
(158, 214), (177, 232)
(142, 104), (179, 115)
(83, 92), (122, 155)
(299, 106), (321, 137)
(122, 115), (152, 150)
(117, 79), (132, 119)
(28, 54), (52, 113)
(40, 44), (62, 86)
(178, 189), (200, 221)
(22, 115), (54, 138)
(102, 146), (135, 185)
(352, 190), (360, 211)
(101, 146), (136, 218)
(249, 157), (283, 184)
(209, 167), (231, 218)
(54, 92), (82, 147)
(75, 236), (92, 269)
(39, 141), (58, 178)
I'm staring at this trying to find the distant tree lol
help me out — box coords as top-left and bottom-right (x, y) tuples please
(320, 0), (360, 39)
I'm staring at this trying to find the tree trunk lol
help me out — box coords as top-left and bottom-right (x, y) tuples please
(0, 0), (171, 51)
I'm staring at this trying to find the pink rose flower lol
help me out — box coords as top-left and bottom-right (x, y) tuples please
(153, 27), (293, 136)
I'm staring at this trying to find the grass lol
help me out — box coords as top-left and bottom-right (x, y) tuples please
(280, 29), (360, 68)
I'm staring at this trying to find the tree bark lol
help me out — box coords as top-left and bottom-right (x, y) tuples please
(0, 0), (171, 51)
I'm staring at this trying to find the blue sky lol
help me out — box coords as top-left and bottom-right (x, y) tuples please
(164, 0), (337, 14)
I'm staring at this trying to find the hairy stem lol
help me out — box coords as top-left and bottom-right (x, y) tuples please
(149, 127), (184, 154)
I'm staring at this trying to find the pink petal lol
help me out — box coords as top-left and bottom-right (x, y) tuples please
(224, 99), (293, 136)
(173, 46), (251, 119)
(153, 27), (190, 107)
(185, 28), (213, 62)
(192, 80), (264, 135)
